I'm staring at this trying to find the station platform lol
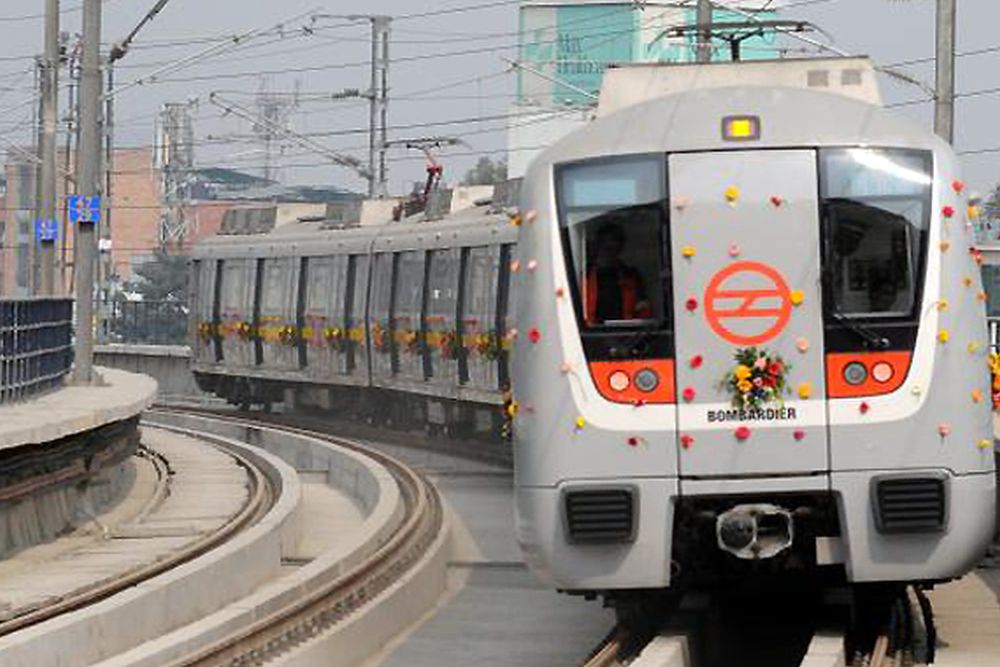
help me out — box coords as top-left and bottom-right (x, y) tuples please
(0, 367), (156, 451)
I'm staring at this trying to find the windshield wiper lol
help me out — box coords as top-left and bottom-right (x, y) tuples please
(829, 311), (891, 350)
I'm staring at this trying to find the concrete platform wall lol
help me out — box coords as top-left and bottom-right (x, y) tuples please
(94, 345), (204, 400)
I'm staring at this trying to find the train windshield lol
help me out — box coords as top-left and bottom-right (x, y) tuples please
(819, 148), (933, 320)
(557, 155), (669, 330)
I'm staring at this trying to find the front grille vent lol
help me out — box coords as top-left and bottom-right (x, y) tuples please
(564, 488), (636, 544)
(873, 476), (947, 534)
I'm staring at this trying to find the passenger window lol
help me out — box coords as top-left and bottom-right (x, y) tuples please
(557, 156), (669, 329)
(820, 149), (932, 319)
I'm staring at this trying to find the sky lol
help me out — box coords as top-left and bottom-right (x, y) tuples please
(0, 0), (996, 197)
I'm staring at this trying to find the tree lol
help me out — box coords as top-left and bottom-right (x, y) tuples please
(462, 156), (508, 186)
(128, 252), (190, 302)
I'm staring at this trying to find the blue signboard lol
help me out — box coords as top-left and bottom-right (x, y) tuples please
(68, 195), (101, 224)
(35, 218), (58, 243)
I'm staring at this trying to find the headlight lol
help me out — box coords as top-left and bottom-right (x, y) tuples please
(634, 368), (660, 393)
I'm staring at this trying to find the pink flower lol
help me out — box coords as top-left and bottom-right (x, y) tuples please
(734, 426), (751, 441)
(754, 357), (767, 370)
(682, 387), (696, 402)
(753, 377), (763, 387)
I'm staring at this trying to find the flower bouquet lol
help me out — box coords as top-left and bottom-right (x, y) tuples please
(721, 347), (790, 409)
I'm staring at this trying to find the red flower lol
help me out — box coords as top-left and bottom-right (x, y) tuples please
(685, 297), (698, 312)
(528, 327), (541, 344)
(734, 426), (751, 440)
(689, 355), (703, 369)
(859, 401), (870, 415)
(767, 362), (784, 376)
(793, 430), (806, 441)
(680, 434), (695, 449)
(942, 205), (955, 218)
(762, 375), (777, 388)
(627, 437), (640, 448)
(952, 179), (965, 193)
(682, 387), (696, 402)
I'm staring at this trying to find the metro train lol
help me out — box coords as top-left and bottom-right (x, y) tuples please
(511, 57), (996, 605)
(190, 192), (520, 439)
(191, 56), (995, 616)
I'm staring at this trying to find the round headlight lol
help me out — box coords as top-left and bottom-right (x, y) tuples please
(634, 368), (660, 393)
(843, 362), (868, 386)
(609, 370), (631, 392)
(871, 361), (894, 384)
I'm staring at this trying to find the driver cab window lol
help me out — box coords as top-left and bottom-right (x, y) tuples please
(557, 156), (668, 330)
(820, 148), (932, 320)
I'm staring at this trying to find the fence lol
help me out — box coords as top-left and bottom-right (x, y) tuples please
(0, 298), (73, 405)
(96, 300), (189, 346)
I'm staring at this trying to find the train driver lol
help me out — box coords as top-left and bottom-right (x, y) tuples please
(585, 222), (652, 325)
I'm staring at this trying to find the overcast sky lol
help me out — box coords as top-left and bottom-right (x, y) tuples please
(0, 0), (995, 197)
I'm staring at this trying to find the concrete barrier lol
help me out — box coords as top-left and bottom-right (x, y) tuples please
(94, 345), (204, 401)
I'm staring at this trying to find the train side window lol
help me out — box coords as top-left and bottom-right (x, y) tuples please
(556, 155), (670, 331)
(819, 148), (932, 320)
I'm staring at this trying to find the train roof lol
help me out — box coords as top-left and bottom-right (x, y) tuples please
(192, 197), (516, 260)
(527, 83), (945, 179)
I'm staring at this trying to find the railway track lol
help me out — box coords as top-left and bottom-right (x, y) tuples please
(145, 407), (445, 666)
(0, 430), (273, 638)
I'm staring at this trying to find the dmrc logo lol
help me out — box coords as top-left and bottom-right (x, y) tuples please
(704, 261), (792, 345)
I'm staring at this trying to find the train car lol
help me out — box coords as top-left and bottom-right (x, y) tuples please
(510, 57), (996, 604)
(189, 194), (518, 437)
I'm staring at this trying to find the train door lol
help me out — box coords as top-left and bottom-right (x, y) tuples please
(219, 258), (256, 368)
(370, 253), (395, 382)
(258, 256), (300, 372)
(303, 256), (349, 378)
(669, 150), (829, 478)
(426, 248), (460, 386)
(392, 250), (427, 383)
(460, 246), (502, 391)
(191, 259), (218, 364)
(347, 255), (370, 380)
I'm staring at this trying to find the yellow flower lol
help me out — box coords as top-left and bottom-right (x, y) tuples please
(735, 365), (752, 381)
(737, 379), (753, 393)
(938, 329), (950, 344)
(790, 290), (805, 306)
(798, 382), (812, 400)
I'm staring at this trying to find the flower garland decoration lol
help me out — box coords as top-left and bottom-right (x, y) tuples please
(277, 325), (298, 346)
(439, 330), (462, 360)
(473, 331), (503, 361)
(990, 351), (1000, 411)
(720, 347), (791, 409)
(197, 321), (215, 343)
(371, 322), (390, 354)
(401, 329), (423, 355)
(323, 326), (347, 352)
(235, 320), (254, 341)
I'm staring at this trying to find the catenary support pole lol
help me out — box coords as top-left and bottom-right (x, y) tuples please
(38, 0), (59, 295)
(696, 0), (713, 63)
(934, 0), (956, 143)
(73, 0), (101, 384)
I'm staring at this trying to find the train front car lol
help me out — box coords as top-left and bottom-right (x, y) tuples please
(512, 59), (995, 602)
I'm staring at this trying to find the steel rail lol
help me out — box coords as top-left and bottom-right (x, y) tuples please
(145, 407), (445, 667)
(0, 428), (272, 637)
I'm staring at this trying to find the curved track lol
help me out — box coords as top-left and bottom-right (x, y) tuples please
(0, 433), (273, 637)
(146, 407), (445, 667)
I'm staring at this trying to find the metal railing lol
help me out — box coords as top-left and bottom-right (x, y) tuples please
(96, 300), (189, 346)
(0, 298), (73, 405)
